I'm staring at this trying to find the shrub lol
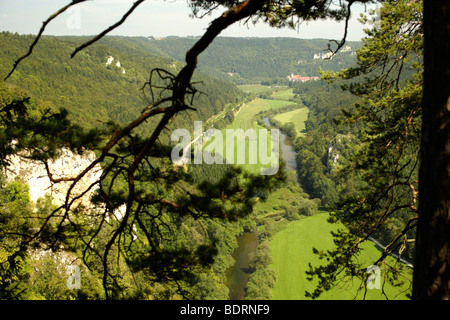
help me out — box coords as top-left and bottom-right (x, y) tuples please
(298, 198), (319, 216)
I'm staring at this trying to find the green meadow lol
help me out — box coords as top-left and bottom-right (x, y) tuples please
(273, 107), (309, 137)
(203, 98), (296, 175)
(270, 212), (413, 300)
(205, 91), (413, 300)
(269, 88), (296, 101)
(231, 98), (297, 131)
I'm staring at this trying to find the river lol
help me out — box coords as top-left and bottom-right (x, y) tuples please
(261, 116), (298, 172)
(225, 230), (259, 300)
(225, 116), (298, 300)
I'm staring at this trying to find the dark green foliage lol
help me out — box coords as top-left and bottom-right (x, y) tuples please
(245, 241), (276, 300)
(0, 84), (103, 166)
(283, 205), (300, 220)
(0, 177), (33, 299)
(304, 0), (422, 299)
(297, 198), (319, 217)
(0, 31), (290, 299)
(0, 33), (244, 139)
(248, 241), (272, 272)
(293, 80), (359, 205)
(245, 268), (277, 300)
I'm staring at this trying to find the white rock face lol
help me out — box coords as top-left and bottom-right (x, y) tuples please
(106, 55), (114, 66)
(327, 140), (340, 172)
(4, 148), (102, 208)
(340, 45), (352, 53)
(105, 55), (126, 74)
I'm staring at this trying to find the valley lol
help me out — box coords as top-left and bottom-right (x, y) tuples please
(222, 85), (413, 300)
(0, 33), (415, 300)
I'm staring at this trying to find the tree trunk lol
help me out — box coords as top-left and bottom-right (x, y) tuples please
(413, 0), (450, 300)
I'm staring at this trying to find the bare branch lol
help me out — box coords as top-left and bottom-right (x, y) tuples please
(326, 0), (355, 58)
(71, 0), (146, 58)
(372, 216), (418, 265)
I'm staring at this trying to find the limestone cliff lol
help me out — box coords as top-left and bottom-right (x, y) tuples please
(3, 148), (102, 209)
(326, 134), (354, 172)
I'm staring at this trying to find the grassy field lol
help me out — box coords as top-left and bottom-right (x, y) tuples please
(225, 89), (412, 300)
(270, 89), (295, 101)
(273, 107), (309, 137)
(226, 98), (295, 130)
(203, 98), (296, 175)
(270, 212), (413, 300)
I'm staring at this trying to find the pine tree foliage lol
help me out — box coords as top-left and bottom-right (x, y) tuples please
(305, 0), (423, 299)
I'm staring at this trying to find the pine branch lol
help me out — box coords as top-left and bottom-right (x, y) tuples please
(326, 0), (355, 58)
(70, 0), (147, 58)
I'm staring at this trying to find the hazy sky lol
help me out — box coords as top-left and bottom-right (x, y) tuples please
(0, 0), (371, 41)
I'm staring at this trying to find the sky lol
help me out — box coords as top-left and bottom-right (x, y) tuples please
(0, 0), (371, 41)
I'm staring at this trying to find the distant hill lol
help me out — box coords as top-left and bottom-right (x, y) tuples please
(0, 33), (244, 138)
(0, 33), (361, 136)
(127, 36), (362, 83)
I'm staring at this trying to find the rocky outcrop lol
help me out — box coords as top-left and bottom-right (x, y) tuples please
(313, 45), (356, 60)
(327, 139), (340, 172)
(327, 134), (355, 172)
(105, 55), (126, 74)
(3, 148), (102, 209)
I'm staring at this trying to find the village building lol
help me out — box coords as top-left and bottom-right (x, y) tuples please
(286, 74), (320, 82)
